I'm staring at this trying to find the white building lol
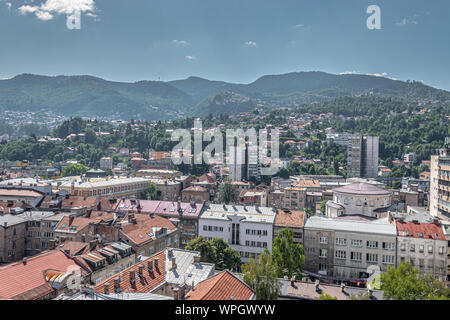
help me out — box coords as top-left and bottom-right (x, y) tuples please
(326, 183), (392, 219)
(198, 204), (276, 263)
(100, 157), (113, 170)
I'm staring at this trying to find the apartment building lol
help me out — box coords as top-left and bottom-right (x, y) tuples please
(99, 157), (113, 170)
(199, 204), (276, 263)
(0, 215), (26, 264)
(396, 219), (448, 282)
(238, 189), (268, 207)
(273, 209), (305, 245)
(304, 216), (397, 281)
(430, 137), (450, 221)
(347, 135), (379, 179)
(182, 186), (210, 203)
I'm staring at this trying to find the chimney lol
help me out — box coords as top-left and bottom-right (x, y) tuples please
(171, 257), (177, 270)
(138, 264), (144, 276)
(177, 199), (181, 212)
(341, 282), (346, 293)
(22, 257), (27, 265)
(3, 222), (7, 228)
(69, 215), (74, 225)
(193, 255), (201, 263)
(104, 283), (110, 294)
(147, 260), (153, 272)
(290, 274), (296, 287)
(173, 287), (179, 300)
(113, 277), (121, 292)
(154, 257), (159, 269)
(191, 280), (195, 291)
(49, 239), (56, 250)
(433, 218), (440, 226)
(315, 280), (320, 292)
(129, 270), (136, 281)
(81, 234), (86, 243)
(168, 248), (173, 256)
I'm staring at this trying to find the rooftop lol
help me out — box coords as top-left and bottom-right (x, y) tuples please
(201, 204), (276, 224)
(274, 210), (305, 228)
(333, 183), (391, 196)
(185, 270), (254, 300)
(396, 220), (446, 240)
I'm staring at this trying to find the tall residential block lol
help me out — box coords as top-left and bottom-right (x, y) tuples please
(347, 134), (379, 179)
(430, 137), (450, 221)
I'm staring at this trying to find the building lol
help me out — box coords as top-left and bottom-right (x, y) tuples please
(273, 209), (305, 245)
(326, 183), (392, 219)
(268, 190), (285, 209)
(0, 215), (26, 264)
(57, 177), (153, 199)
(136, 169), (182, 179)
(118, 213), (180, 258)
(199, 204), (276, 263)
(94, 248), (215, 299)
(347, 135), (379, 179)
(282, 187), (306, 211)
(238, 189), (268, 207)
(185, 270), (255, 300)
(99, 157), (113, 171)
(182, 186), (210, 203)
(403, 152), (417, 165)
(0, 188), (45, 207)
(304, 216), (397, 281)
(149, 179), (182, 201)
(430, 137), (450, 221)
(0, 249), (90, 300)
(396, 219), (447, 282)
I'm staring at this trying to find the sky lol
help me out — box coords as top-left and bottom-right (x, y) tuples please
(0, 0), (449, 90)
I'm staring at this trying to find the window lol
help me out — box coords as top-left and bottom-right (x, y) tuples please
(335, 250), (346, 260)
(319, 263), (327, 271)
(400, 243), (406, 251)
(319, 237), (328, 244)
(366, 241), (378, 249)
(382, 255), (395, 265)
(319, 249), (327, 258)
(351, 252), (362, 261)
(383, 242), (395, 250)
(336, 238), (347, 246)
(351, 239), (362, 247)
(410, 244), (415, 252)
(428, 246), (433, 253)
(367, 253), (378, 263)
(438, 247), (445, 255)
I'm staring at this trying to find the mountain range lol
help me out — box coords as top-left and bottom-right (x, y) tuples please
(0, 71), (449, 120)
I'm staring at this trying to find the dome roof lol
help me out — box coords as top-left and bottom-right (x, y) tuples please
(333, 183), (391, 195)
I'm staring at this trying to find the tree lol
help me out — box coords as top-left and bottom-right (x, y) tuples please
(319, 199), (328, 215)
(317, 293), (337, 300)
(381, 262), (450, 300)
(62, 163), (88, 177)
(216, 179), (237, 204)
(141, 183), (161, 200)
(242, 250), (281, 300)
(393, 180), (402, 189)
(271, 228), (305, 278)
(185, 236), (241, 270)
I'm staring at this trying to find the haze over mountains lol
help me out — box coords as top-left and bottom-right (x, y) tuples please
(0, 71), (449, 121)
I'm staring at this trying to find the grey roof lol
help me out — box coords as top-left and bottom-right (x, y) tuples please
(305, 215), (397, 236)
(201, 204), (276, 223)
(0, 214), (26, 227)
(333, 183), (391, 195)
(164, 248), (215, 287)
(16, 211), (55, 221)
(326, 200), (344, 210)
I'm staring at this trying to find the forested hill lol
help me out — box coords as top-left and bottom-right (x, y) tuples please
(0, 71), (449, 120)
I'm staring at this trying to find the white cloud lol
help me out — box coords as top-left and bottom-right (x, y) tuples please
(396, 16), (418, 27)
(172, 40), (189, 46)
(185, 55), (196, 60)
(366, 72), (388, 77)
(244, 41), (257, 46)
(5, 2), (11, 10)
(18, 0), (96, 21)
(295, 24), (304, 27)
(340, 70), (359, 75)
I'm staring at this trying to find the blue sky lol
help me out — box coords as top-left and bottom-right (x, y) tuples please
(1, 0), (449, 90)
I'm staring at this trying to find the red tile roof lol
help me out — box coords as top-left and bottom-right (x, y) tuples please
(396, 221), (446, 240)
(117, 199), (161, 214)
(120, 215), (177, 245)
(292, 180), (320, 188)
(54, 216), (97, 233)
(0, 250), (88, 300)
(94, 250), (166, 294)
(275, 210), (305, 228)
(185, 270), (254, 300)
(154, 201), (204, 218)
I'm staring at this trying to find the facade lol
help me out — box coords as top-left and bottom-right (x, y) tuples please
(430, 137), (450, 221)
(273, 209), (305, 244)
(199, 204), (276, 263)
(347, 135), (379, 179)
(238, 189), (268, 207)
(326, 183), (392, 219)
(396, 219), (448, 282)
(282, 187), (307, 211)
(304, 216), (397, 281)
(17, 211), (57, 257)
(0, 215), (26, 264)
(182, 186), (209, 203)
(99, 157), (113, 170)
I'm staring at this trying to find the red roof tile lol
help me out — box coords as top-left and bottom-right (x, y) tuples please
(0, 250), (88, 300)
(120, 215), (177, 245)
(185, 270), (254, 300)
(396, 221), (446, 240)
(275, 210), (305, 228)
(94, 250), (166, 294)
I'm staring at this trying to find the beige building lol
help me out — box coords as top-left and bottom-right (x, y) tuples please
(182, 186), (210, 203)
(0, 215), (26, 264)
(273, 209), (305, 245)
(430, 138), (450, 221)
